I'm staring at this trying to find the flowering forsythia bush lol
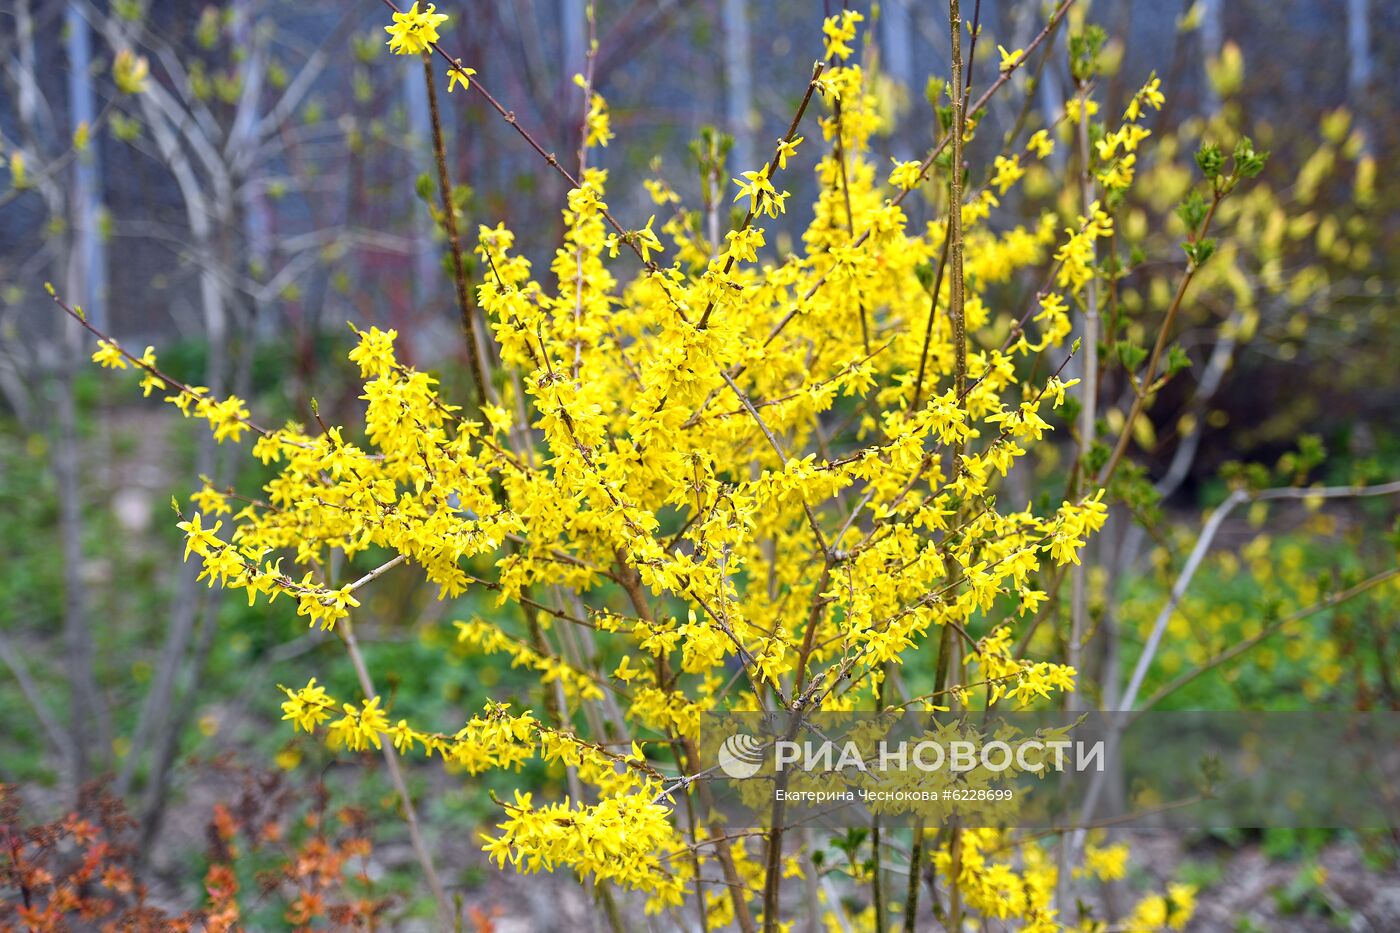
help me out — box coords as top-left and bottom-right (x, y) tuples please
(61, 2), (1322, 930)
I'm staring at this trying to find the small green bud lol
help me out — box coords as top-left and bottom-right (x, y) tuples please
(1176, 190), (1208, 231)
(1195, 143), (1223, 179)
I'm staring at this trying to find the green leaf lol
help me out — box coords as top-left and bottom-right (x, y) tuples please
(1116, 341), (1147, 371)
(1086, 440), (1111, 474)
(1166, 345), (1192, 375)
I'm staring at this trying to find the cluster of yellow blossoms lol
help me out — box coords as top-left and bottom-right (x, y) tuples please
(383, 2), (447, 56)
(76, 6), (1213, 930)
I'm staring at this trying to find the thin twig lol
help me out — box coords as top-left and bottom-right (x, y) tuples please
(339, 614), (454, 928)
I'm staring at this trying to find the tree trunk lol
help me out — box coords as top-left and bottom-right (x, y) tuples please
(721, 0), (755, 175)
(404, 60), (436, 332)
(66, 3), (106, 330)
(1199, 0), (1222, 113)
(1347, 0), (1372, 153)
(51, 345), (105, 786)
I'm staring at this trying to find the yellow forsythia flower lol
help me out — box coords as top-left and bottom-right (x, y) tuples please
(384, 2), (448, 56)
